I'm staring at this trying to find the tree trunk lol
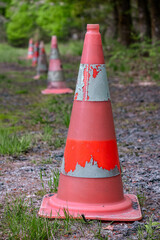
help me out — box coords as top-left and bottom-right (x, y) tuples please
(149, 0), (160, 42)
(113, 0), (119, 38)
(117, 0), (132, 46)
(137, 0), (151, 40)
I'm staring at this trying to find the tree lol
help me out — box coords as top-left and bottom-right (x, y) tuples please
(117, 0), (132, 46)
(137, 0), (151, 40)
(148, 0), (160, 42)
(112, 0), (119, 38)
(6, 1), (35, 46)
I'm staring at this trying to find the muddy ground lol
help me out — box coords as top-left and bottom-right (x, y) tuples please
(0, 57), (160, 239)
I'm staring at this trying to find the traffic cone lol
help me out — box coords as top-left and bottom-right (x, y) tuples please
(27, 38), (34, 59)
(33, 41), (48, 80)
(39, 24), (142, 221)
(32, 42), (39, 67)
(41, 36), (73, 94)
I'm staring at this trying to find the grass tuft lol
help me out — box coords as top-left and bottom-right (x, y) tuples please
(0, 129), (31, 155)
(3, 198), (61, 240)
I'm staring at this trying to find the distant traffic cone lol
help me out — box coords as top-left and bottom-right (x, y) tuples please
(39, 24), (142, 221)
(27, 38), (34, 59)
(32, 42), (39, 67)
(33, 41), (48, 79)
(41, 36), (73, 94)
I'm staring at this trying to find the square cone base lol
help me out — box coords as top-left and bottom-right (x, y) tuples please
(41, 88), (73, 95)
(38, 193), (142, 221)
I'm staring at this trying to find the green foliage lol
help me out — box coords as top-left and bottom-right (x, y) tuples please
(6, 2), (35, 46)
(105, 39), (160, 84)
(47, 169), (60, 193)
(42, 125), (53, 145)
(0, 43), (26, 62)
(3, 196), (90, 239)
(40, 169), (60, 193)
(4, 198), (61, 239)
(4, 0), (114, 46)
(36, 2), (72, 40)
(138, 216), (160, 240)
(0, 129), (31, 155)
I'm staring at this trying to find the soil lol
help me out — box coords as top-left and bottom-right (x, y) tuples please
(0, 59), (160, 239)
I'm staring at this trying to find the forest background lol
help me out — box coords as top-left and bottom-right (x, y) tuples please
(0, 0), (160, 47)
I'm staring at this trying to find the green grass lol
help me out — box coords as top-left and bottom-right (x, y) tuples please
(0, 43), (27, 63)
(41, 125), (53, 145)
(137, 216), (160, 240)
(0, 129), (32, 155)
(104, 38), (160, 84)
(137, 190), (146, 208)
(3, 198), (62, 240)
(45, 40), (83, 57)
(3, 196), (110, 240)
(15, 89), (29, 94)
(40, 169), (60, 193)
(2, 197), (93, 240)
(0, 113), (19, 124)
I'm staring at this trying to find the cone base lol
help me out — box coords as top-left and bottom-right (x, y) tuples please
(38, 193), (142, 221)
(33, 75), (40, 80)
(41, 88), (73, 95)
(27, 56), (33, 60)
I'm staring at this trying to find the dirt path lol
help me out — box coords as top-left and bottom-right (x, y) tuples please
(0, 61), (160, 239)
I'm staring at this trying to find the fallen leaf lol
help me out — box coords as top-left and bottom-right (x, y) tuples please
(103, 225), (114, 230)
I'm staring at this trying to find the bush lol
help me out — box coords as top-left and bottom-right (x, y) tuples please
(36, 2), (72, 41)
(6, 3), (35, 46)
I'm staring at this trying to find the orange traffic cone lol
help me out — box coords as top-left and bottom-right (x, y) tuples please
(41, 36), (73, 94)
(27, 38), (34, 59)
(33, 41), (48, 80)
(32, 42), (39, 67)
(39, 24), (142, 221)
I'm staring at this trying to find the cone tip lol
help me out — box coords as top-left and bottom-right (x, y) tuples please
(51, 36), (57, 43)
(87, 24), (99, 32)
(40, 41), (44, 47)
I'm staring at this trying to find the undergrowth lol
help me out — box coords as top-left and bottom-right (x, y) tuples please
(104, 39), (160, 84)
(0, 129), (31, 155)
(39, 169), (60, 193)
(2, 197), (90, 240)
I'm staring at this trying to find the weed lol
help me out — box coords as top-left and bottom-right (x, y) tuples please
(54, 137), (64, 149)
(42, 125), (53, 145)
(0, 73), (8, 80)
(40, 169), (60, 193)
(0, 129), (31, 155)
(35, 189), (47, 197)
(63, 112), (71, 128)
(47, 169), (60, 193)
(0, 113), (19, 126)
(137, 189), (146, 207)
(31, 110), (49, 124)
(40, 158), (53, 165)
(138, 216), (160, 240)
(0, 43), (27, 63)
(63, 208), (73, 233)
(15, 89), (29, 94)
(93, 221), (108, 240)
(3, 198), (62, 240)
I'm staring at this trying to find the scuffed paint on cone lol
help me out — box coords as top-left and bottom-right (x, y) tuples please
(41, 36), (73, 95)
(39, 24), (142, 221)
(27, 38), (34, 60)
(33, 41), (48, 79)
(32, 42), (39, 67)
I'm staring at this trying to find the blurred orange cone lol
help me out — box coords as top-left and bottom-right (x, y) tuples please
(32, 42), (39, 67)
(39, 24), (142, 221)
(27, 38), (33, 59)
(41, 36), (73, 94)
(33, 41), (48, 79)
